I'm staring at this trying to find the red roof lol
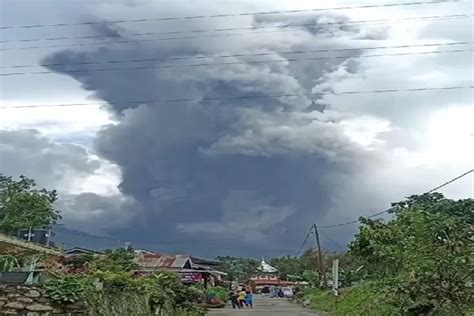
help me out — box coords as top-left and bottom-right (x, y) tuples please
(136, 253), (191, 269)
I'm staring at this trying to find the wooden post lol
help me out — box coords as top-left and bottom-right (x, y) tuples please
(312, 224), (327, 287)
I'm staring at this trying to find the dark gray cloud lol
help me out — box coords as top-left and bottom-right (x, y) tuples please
(37, 1), (377, 256)
(56, 192), (138, 232)
(26, 0), (472, 256)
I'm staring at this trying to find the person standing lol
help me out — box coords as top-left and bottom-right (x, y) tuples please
(238, 288), (247, 307)
(229, 291), (240, 309)
(245, 290), (253, 308)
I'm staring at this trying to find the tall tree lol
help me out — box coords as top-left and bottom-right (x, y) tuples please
(349, 193), (474, 314)
(216, 256), (259, 282)
(0, 174), (61, 236)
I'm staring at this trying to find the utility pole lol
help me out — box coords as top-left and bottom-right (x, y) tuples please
(312, 224), (327, 287)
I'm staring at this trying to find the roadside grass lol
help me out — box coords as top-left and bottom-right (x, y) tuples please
(303, 284), (398, 316)
(303, 285), (474, 316)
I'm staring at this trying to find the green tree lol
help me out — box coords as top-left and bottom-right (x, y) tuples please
(0, 174), (61, 235)
(391, 192), (474, 224)
(93, 247), (138, 273)
(349, 194), (474, 315)
(216, 256), (258, 283)
(270, 254), (315, 280)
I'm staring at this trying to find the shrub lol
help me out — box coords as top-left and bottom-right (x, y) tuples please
(45, 276), (87, 304)
(208, 286), (228, 302)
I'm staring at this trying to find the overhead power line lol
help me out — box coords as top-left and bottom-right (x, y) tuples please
(1, 85), (472, 110)
(1, 13), (468, 44)
(295, 227), (313, 257)
(319, 229), (346, 249)
(2, 14), (469, 52)
(0, 1), (460, 30)
(319, 169), (474, 228)
(1, 48), (470, 77)
(2, 41), (469, 70)
(296, 169), (474, 252)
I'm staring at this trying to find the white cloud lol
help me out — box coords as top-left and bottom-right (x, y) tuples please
(0, 129), (133, 233)
(0, 101), (115, 146)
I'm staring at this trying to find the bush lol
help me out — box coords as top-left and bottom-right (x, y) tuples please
(45, 271), (205, 315)
(208, 286), (228, 302)
(348, 194), (474, 314)
(45, 276), (87, 304)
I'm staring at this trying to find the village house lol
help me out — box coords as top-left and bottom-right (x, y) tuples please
(249, 258), (307, 292)
(134, 252), (226, 287)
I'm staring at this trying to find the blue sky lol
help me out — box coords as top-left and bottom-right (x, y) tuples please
(0, 0), (472, 257)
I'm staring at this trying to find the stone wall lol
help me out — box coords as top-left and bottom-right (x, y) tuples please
(0, 284), (87, 316)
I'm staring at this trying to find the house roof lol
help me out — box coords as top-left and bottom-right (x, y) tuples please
(64, 247), (100, 255)
(259, 259), (278, 273)
(190, 256), (220, 266)
(134, 249), (155, 255)
(136, 253), (192, 269)
(0, 232), (60, 255)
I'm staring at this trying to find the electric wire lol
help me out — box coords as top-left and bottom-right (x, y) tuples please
(1, 48), (470, 77)
(2, 85), (471, 110)
(2, 41), (469, 70)
(318, 169), (474, 228)
(0, 1), (461, 30)
(1, 13), (468, 44)
(295, 227), (313, 257)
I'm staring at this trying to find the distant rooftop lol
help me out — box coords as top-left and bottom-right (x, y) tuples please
(259, 259), (278, 273)
(0, 232), (60, 255)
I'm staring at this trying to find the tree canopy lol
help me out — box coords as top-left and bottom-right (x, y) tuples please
(349, 193), (474, 314)
(92, 247), (138, 273)
(0, 174), (61, 236)
(215, 256), (259, 282)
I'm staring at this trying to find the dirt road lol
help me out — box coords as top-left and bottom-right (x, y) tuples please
(207, 296), (322, 315)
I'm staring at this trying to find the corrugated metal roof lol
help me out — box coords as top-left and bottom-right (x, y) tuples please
(137, 253), (191, 269)
(190, 256), (220, 266)
(0, 232), (60, 255)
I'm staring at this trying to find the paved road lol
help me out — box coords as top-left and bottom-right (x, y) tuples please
(208, 296), (322, 315)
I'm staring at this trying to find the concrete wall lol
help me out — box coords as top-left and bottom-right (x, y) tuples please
(0, 284), (87, 316)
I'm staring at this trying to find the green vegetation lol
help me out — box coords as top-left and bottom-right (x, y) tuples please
(3, 173), (472, 315)
(301, 283), (398, 316)
(0, 254), (20, 272)
(298, 193), (474, 315)
(0, 173), (204, 315)
(0, 174), (60, 235)
(208, 286), (228, 302)
(270, 253), (314, 281)
(349, 194), (473, 315)
(216, 256), (259, 282)
(92, 247), (138, 272)
(269, 250), (348, 286)
(45, 276), (87, 304)
(45, 250), (206, 316)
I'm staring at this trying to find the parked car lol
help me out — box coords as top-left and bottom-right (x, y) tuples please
(281, 287), (293, 298)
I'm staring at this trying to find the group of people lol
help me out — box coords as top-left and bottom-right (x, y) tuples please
(229, 287), (253, 309)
